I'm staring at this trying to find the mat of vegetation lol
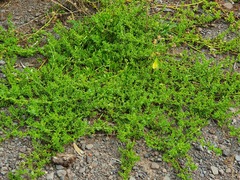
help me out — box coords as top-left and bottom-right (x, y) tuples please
(0, 0), (240, 179)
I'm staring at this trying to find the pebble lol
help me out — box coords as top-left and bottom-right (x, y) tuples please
(150, 162), (160, 169)
(56, 165), (64, 170)
(94, 151), (100, 156)
(222, 148), (231, 157)
(91, 161), (98, 168)
(144, 153), (150, 158)
(132, 166), (138, 170)
(235, 154), (240, 161)
(56, 170), (67, 180)
(226, 168), (231, 173)
(195, 144), (204, 151)
(86, 156), (92, 164)
(0, 60), (5, 65)
(1, 166), (8, 175)
(79, 167), (86, 173)
(209, 129), (216, 134)
(162, 168), (167, 173)
(86, 144), (94, 150)
(66, 169), (73, 179)
(209, 174), (215, 178)
(35, 13), (41, 17)
(200, 172), (205, 177)
(237, 174), (240, 180)
(210, 166), (219, 175)
(218, 169), (224, 175)
(0, 73), (6, 78)
(163, 8), (174, 12)
(163, 174), (171, 180)
(155, 157), (162, 162)
(46, 172), (54, 180)
(129, 176), (136, 180)
(223, 3), (233, 9)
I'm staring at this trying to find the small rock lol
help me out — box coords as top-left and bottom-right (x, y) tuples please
(232, 119), (237, 124)
(35, 13), (41, 17)
(162, 168), (167, 173)
(79, 167), (86, 173)
(211, 166), (219, 175)
(195, 145), (204, 151)
(56, 165), (64, 170)
(0, 60), (5, 65)
(209, 174), (215, 178)
(154, 7), (161, 13)
(94, 151), (100, 156)
(129, 176), (136, 180)
(163, 8), (174, 12)
(150, 162), (160, 169)
(86, 144), (94, 150)
(14, 16), (21, 20)
(46, 172), (54, 180)
(56, 170), (67, 180)
(86, 156), (92, 164)
(91, 161), (98, 168)
(209, 129), (216, 134)
(226, 168), (231, 173)
(235, 154), (240, 161)
(1, 166), (8, 175)
(0, 73), (6, 78)
(66, 169), (73, 179)
(223, 3), (233, 9)
(222, 148), (231, 157)
(156, 157), (162, 162)
(219, 169), (224, 175)
(144, 153), (150, 158)
(207, 150), (212, 154)
(52, 153), (76, 167)
(229, 107), (238, 113)
(81, 144), (86, 150)
(132, 166), (138, 170)
(163, 174), (171, 180)
(237, 174), (240, 180)
(200, 172), (205, 177)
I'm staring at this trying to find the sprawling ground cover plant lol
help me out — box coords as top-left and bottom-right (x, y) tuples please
(0, 0), (240, 179)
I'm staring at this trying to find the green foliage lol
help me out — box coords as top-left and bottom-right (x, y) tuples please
(0, 25), (36, 59)
(0, 0), (240, 179)
(119, 142), (140, 179)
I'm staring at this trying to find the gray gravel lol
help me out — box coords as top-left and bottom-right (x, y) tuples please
(0, 118), (240, 180)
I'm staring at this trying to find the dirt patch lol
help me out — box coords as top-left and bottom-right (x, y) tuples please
(0, 0), (54, 32)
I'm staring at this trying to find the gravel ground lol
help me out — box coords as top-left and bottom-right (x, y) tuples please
(1, 0), (240, 179)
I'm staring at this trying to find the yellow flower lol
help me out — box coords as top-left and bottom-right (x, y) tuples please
(152, 59), (159, 70)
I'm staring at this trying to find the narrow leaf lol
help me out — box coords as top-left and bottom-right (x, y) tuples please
(73, 142), (84, 156)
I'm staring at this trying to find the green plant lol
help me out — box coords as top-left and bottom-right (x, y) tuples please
(0, 0), (240, 179)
